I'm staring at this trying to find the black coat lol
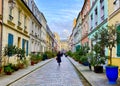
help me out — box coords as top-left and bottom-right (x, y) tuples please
(56, 53), (61, 63)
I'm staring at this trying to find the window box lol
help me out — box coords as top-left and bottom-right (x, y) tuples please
(17, 26), (22, 30)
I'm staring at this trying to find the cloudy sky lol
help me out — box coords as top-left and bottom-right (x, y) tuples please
(34, 0), (84, 40)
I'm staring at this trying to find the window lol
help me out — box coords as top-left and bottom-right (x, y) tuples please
(95, 8), (98, 26)
(95, 8), (98, 15)
(18, 10), (21, 26)
(100, 0), (104, 21)
(9, 8), (13, 21)
(113, 0), (120, 10)
(18, 37), (21, 48)
(24, 16), (27, 29)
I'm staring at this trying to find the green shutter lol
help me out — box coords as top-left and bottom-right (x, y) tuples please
(26, 41), (28, 56)
(22, 39), (25, 50)
(8, 33), (13, 46)
(117, 25), (120, 57)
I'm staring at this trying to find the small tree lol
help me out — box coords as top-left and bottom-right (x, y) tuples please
(105, 25), (119, 65)
(96, 25), (120, 66)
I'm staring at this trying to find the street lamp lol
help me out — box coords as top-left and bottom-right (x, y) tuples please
(8, 0), (16, 9)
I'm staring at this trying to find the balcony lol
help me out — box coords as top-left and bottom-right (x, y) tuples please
(7, 15), (15, 27)
(24, 26), (28, 34)
(18, 21), (21, 26)
(9, 15), (13, 21)
(81, 31), (88, 40)
(101, 15), (104, 21)
(90, 26), (93, 31)
(95, 21), (98, 26)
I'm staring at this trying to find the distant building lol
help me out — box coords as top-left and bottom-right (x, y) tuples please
(60, 39), (69, 52)
(54, 32), (61, 51)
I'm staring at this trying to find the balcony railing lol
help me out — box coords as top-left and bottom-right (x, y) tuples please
(9, 15), (13, 21)
(18, 21), (21, 26)
(101, 15), (104, 21)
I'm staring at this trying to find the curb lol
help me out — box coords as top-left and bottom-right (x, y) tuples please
(6, 59), (53, 86)
(67, 57), (92, 86)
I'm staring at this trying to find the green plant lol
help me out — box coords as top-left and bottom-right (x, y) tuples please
(80, 55), (88, 63)
(95, 26), (120, 66)
(16, 48), (25, 60)
(4, 45), (17, 57)
(4, 63), (14, 74)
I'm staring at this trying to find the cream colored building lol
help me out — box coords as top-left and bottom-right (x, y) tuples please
(54, 32), (61, 51)
(28, 0), (44, 53)
(3, 0), (30, 55)
(40, 13), (47, 52)
(2, 0), (32, 63)
(60, 40), (69, 52)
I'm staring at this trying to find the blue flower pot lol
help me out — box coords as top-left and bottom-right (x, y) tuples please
(106, 66), (118, 84)
(82, 61), (89, 66)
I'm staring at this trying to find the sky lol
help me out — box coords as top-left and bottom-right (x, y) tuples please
(34, 0), (84, 40)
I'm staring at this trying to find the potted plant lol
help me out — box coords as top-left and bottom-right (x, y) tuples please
(4, 63), (14, 75)
(96, 26), (120, 84)
(30, 54), (36, 65)
(104, 26), (120, 84)
(89, 31), (107, 73)
(90, 43), (107, 73)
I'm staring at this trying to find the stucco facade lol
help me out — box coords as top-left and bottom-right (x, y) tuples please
(108, 0), (120, 68)
(60, 40), (69, 52)
(3, 0), (30, 54)
(2, 0), (32, 63)
(81, 0), (90, 45)
(54, 32), (61, 51)
(88, 0), (108, 51)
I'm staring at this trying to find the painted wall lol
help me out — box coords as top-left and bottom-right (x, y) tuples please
(108, 0), (120, 72)
(88, 0), (108, 51)
(81, 0), (90, 45)
(2, 0), (31, 64)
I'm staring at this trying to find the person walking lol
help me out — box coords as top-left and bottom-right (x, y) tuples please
(56, 51), (62, 66)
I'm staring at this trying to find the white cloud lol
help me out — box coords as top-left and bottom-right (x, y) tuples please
(35, 0), (84, 39)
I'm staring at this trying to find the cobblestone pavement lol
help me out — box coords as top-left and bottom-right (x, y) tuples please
(10, 56), (84, 86)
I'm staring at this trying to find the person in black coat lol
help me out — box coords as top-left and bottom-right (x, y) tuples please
(56, 51), (62, 66)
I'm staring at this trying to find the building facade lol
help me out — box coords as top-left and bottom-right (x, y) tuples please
(73, 12), (82, 51)
(88, 0), (108, 50)
(46, 25), (54, 51)
(54, 32), (61, 51)
(108, 0), (120, 66)
(60, 39), (69, 52)
(81, 0), (90, 45)
(3, 0), (31, 55)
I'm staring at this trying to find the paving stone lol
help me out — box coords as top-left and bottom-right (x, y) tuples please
(10, 56), (84, 86)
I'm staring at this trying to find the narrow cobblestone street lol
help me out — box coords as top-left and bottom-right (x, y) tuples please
(9, 56), (84, 86)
